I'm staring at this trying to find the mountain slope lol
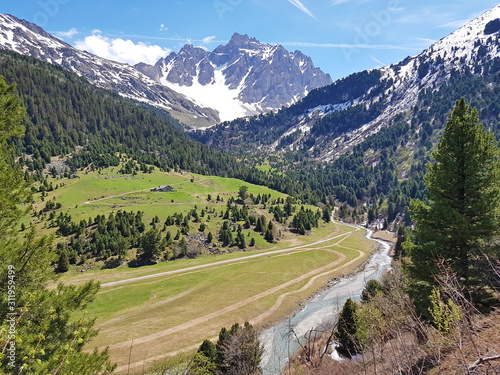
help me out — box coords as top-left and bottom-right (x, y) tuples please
(197, 5), (500, 158)
(0, 15), (331, 127)
(0, 48), (278, 186)
(0, 14), (222, 128)
(135, 33), (332, 122)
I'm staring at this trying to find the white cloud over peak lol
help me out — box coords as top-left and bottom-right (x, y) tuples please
(75, 31), (170, 65)
(202, 35), (216, 44)
(54, 28), (79, 39)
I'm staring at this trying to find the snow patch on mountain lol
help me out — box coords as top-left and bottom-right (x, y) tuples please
(136, 33), (332, 123)
(160, 63), (259, 122)
(0, 13), (221, 127)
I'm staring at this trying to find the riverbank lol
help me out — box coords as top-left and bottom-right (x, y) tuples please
(259, 227), (393, 375)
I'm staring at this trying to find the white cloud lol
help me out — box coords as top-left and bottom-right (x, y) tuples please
(279, 41), (415, 50)
(54, 28), (79, 39)
(202, 35), (216, 44)
(160, 24), (168, 32)
(438, 18), (469, 29)
(75, 32), (170, 65)
(330, 0), (350, 5)
(288, 0), (316, 19)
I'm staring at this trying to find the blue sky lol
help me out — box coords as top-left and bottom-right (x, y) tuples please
(2, 1), (499, 80)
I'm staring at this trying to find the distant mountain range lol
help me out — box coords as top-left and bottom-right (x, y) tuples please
(136, 33), (331, 123)
(197, 5), (500, 159)
(0, 15), (331, 127)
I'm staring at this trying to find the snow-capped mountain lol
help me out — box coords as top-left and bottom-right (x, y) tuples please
(199, 5), (500, 158)
(0, 14), (221, 127)
(0, 15), (331, 127)
(135, 33), (332, 122)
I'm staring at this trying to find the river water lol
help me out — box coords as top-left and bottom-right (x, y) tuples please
(259, 228), (392, 375)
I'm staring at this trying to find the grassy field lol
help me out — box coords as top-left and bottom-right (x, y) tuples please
(32, 163), (376, 373)
(31, 164), (318, 257)
(62, 225), (373, 374)
(33, 166), (282, 230)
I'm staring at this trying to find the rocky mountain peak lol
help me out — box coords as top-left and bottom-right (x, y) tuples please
(136, 33), (332, 123)
(227, 32), (256, 47)
(0, 13), (332, 126)
(198, 5), (500, 159)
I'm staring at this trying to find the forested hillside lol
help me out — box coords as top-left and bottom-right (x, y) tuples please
(195, 70), (500, 222)
(0, 50), (262, 181)
(4, 48), (500, 224)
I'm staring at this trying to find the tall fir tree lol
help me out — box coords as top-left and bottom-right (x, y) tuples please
(0, 76), (115, 374)
(404, 98), (500, 302)
(334, 298), (359, 358)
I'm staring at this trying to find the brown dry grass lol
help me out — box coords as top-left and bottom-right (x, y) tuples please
(288, 310), (500, 375)
(430, 309), (500, 375)
(371, 230), (397, 244)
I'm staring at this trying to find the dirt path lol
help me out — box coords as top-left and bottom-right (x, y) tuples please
(250, 236), (365, 326)
(95, 219), (363, 373)
(110, 244), (366, 373)
(84, 188), (150, 204)
(101, 227), (359, 288)
(103, 247), (351, 351)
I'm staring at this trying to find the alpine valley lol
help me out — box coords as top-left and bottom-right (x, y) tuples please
(0, 14), (331, 127)
(1, 4), (500, 375)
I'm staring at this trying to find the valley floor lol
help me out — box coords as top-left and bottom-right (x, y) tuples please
(62, 221), (373, 374)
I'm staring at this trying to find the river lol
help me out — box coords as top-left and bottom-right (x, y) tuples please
(259, 227), (393, 375)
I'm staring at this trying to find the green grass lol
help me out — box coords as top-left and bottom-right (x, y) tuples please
(79, 229), (374, 371)
(33, 166), (285, 239)
(31, 164), (377, 373)
(89, 249), (339, 324)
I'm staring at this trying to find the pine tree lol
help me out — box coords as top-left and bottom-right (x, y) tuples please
(322, 205), (331, 222)
(405, 98), (500, 296)
(140, 228), (162, 259)
(334, 298), (359, 358)
(57, 249), (70, 273)
(179, 237), (188, 257)
(0, 76), (115, 373)
(394, 225), (406, 258)
(238, 185), (248, 202)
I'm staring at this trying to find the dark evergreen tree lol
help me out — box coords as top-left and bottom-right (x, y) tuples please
(179, 237), (188, 257)
(322, 205), (332, 222)
(334, 298), (359, 358)
(394, 225), (406, 258)
(57, 249), (69, 273)
(405, 98), (500, 302)
(140, 228), (162, 259)
(238, 185), (248, 202)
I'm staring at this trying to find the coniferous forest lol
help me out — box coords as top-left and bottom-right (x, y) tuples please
(1, 12), (500, 374)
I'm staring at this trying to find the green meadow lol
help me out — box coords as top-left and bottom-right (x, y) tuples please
(31, 163), (375, 373)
